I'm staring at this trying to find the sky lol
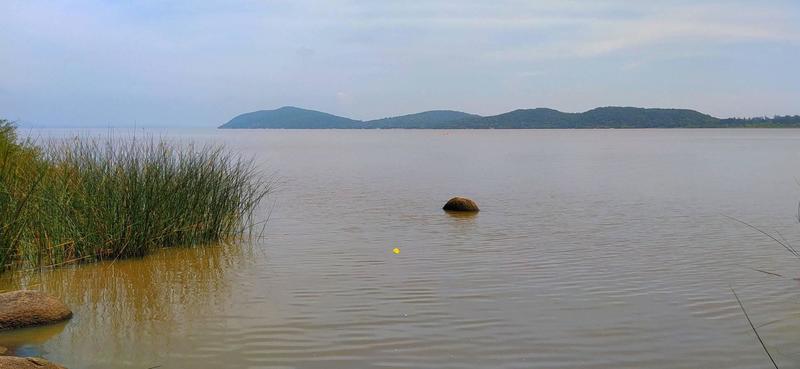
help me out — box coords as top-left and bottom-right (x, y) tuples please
(1, 0), (799, 128)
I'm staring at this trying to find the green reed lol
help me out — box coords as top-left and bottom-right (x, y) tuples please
(0, 120), (46, 268)
(0, 120), (271, 270)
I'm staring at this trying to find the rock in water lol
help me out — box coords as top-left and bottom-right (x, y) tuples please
(443, 197), (480, 212)
(0, 291), (72, 331)
(0, 357), (67, 369)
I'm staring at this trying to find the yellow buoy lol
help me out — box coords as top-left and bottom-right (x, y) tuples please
(393, 247), (400, 254)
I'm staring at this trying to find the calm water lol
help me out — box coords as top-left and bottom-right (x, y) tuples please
(4, 129), (800, 368)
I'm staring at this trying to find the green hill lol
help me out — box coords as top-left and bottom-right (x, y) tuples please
(455, 108), (577, 129)
(577, 107), (720, 128)
(365, 110), (480, 128)
(219, 106), (362, 129)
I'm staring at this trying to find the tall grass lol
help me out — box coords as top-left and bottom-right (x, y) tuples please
(0, 121), (46, 268)
(0, 120), (271, 270)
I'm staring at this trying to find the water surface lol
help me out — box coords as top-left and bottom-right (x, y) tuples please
(4, 129), (800, 368)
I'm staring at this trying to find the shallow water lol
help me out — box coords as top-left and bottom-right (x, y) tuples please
(5, 129), (800, 368)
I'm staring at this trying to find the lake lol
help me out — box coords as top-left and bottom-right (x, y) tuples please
(3, 129), (800, 368)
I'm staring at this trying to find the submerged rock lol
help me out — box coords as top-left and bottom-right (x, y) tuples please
(0, 291), (72, 331)
(0, 356), (66, 369)
(443, 197), (480, 212)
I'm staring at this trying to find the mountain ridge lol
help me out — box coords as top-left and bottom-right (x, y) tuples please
(218, 106), (363, 129)
(367, 110), (480, 129)
(218, 106), (800, 129)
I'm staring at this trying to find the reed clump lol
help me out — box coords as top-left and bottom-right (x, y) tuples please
(0, 119), (271, 270)
(0, 121), (46, 268)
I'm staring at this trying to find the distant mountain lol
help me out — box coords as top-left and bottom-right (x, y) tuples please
(219, 106), (362, 129)
(578, 107), (720, 128)
(455, 108), (576, 129)
(219, 106), (800, 129)
(450, 107), (720, 129)
(365, 110), (480, 128)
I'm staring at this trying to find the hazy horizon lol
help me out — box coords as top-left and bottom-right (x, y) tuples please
(2, 1), (799, 128)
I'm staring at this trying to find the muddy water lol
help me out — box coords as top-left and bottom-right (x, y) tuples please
(4, 129), (800, 368)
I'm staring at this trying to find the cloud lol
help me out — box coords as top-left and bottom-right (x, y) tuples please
(480, 2), (800, 61)
(575, 4), (799, 56)
(295, 47), (316, 59)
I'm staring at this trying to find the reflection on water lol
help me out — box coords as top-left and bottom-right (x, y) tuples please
(0, 244), (251, 367)
(444, 210), (480, 220)
(0, 322), (67, 357)
(5, 129), (800, 368)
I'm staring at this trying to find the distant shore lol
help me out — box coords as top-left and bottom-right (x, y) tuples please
(219, 106), (800, 130)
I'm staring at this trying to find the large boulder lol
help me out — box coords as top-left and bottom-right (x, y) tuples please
(0, 291), (72, 331)
(443, 197), (479, 212)
(0, 357), (66, 369)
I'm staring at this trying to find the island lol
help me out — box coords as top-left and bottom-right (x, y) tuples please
(219, 106), (800, 129)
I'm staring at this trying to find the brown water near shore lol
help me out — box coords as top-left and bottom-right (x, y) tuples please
(4, 129), (800, 368)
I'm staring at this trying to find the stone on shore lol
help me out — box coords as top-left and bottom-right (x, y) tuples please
(0, 291), (72, 331)
(443, 197), (479, 212)
(0, 356), (66, 369)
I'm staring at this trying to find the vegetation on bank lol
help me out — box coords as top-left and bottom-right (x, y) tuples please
(0, 119), (270, 271)
(219, 105), (800, 129)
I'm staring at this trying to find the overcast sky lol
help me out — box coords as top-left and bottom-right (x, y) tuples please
(2, 0), (799, 127)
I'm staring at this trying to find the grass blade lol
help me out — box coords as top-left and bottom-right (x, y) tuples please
(731, 287), (779, 369)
